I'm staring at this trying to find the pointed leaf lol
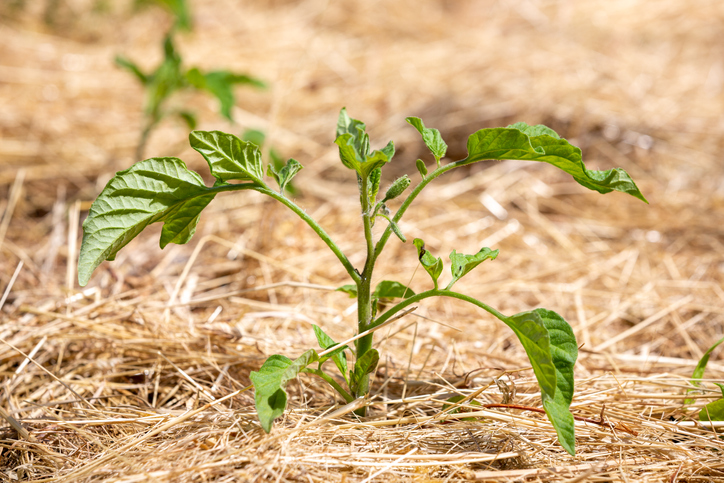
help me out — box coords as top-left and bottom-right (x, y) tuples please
(334, 109), (393, 178)
(78, 157), (215, 286)
(351, 349), (379, 392)
(536, 308), (578, 456)
(267, 158), (302, 194)
(686, 335), (724, 405)
(250, 350), (319, 433)
(189, 70), (266, 120)
(503, 310), (556, 399)
(413, 238), (443, 289)
(312, 325), (349, 380)
(447, 247), (499, 289)
(406, 117), (447, 163)
(189, 130), (264, 184)
(373, 280), (415, 300)
(463, 123), (647, 203)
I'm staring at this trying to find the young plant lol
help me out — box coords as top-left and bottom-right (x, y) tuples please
(77, 109), (647, 455)
(685, 336), (724, 422)
(116, 33), (266, 160)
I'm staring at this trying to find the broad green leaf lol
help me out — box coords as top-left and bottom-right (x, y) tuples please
(373, 280), (415, 300)
(312, 325), (349, 381)
(700, 399), (724, 422)
(536, 308), (578, 456)
(267, 158), (302, 194)
(241, 129), (266, 146)
(336, 284), (358, 298)
(413, 238), (443, 289)
(503, 310), (556, 399)
(115, 56), (148, 84)
(189, 130), (264, 184)
(686, 335), (724, 405)
(351, 349), (379, 392)
(463, 123), (648, 203)
(442, 395), (482, 421)
(447, 247), (499, 289)
(78, 157), (215, 286)
(250, 350), (319, 433)
(406, 117), (447, 163)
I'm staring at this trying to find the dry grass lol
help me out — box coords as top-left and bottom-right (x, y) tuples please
(2, 0), (724, 481)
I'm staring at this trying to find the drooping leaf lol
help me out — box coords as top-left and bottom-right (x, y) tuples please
(447, 247), (499, 289)
(78, 157), (215, 286)
(502, 310), (556, 400)
(351, 349), (379, 393)
(250, 350), (319, 433)
(536, 308), (578, 456)
(267, 158), (302, 194)
(336, 284), (358, 298)
(686, 335), (724, 405)
(373, 280), (415, 300)
(413, 238), (443, 289)
(312, 325), (349, 381)
(406, 117), (447, 163)
(463, 123), (648, 203)
(189, 130), (264, 184)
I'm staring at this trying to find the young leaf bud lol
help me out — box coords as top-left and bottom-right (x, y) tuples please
(369, 168), (382, 203)
(383, 175), (411, 202)
(416, 159), (428, 178)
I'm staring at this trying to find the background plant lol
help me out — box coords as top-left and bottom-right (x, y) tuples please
(115, 0), (266, 160)
(77, 109), (647, 455)
(686, 336), (724, 422)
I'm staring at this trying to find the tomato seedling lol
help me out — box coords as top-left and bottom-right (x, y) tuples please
(77, 109), (647, 454)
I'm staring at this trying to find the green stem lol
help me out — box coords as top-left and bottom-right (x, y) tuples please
(371, 289), (506, 330)
(354, 174), (376, 410)
(302, 368), (354, 403)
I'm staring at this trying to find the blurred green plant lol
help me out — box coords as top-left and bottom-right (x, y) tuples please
(117, 34), (265, 161)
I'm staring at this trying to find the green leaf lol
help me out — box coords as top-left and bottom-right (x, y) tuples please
(115, 55), (148, 84)
(312, 325), (349, 381)
(442, 395), (482, 421)
(413, 238), (443, 289)
(267, 158), (303, 194)
(189, 130), (265, 184)
(416, 159), (428, 178)
(78, 157), (215, 286)
(716, 383), (724, 398)
(336, 284), (358, 298)
(686, 335), (724, 405)
(249, 349), (319, 433)
(351, 349), (379, 393)
(700, 399), (724, 422)
(536, 308), (578, 456)
(463, 123), (648, 203)
(186, 69), (266, 121)
(175, 110), (197, 130)
(406, 117), (447, 163)
(373, 280), (415, 300)
(447, 247), (499, 289)
(334, 109), (394, 178)
(503, 310), (556, 399)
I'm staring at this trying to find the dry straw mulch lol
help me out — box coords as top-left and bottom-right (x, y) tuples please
(1, 0), (724, 481)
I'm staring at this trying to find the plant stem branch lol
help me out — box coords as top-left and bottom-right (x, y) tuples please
(302, 368), (354, 403)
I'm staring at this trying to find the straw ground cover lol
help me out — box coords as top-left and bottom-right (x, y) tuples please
(1, 0), (724, 481)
